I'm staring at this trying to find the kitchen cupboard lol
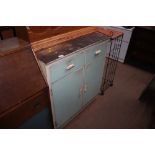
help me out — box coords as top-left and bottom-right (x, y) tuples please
(37, 34), (108, 128)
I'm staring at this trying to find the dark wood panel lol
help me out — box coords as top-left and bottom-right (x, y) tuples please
(0, 88), (50, 128)
(0, 38), (47, 114)
(13, 26), (123, 52)
(27, 26), (87, 43)
(29, 27), (96, 52)
(15, 26), (30, 42)
(0, 26), (16, 40)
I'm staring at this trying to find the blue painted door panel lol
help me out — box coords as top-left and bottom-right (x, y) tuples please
(83, 43), (106, 105)
(49, 51), (85, 83)
(85, 42), (107, 65)
(51, 68), (84, 128)
(19, 108), (52, 129)
(49, 42), (107, 128)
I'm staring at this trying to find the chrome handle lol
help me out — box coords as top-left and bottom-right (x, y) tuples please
(80, 84), (87, 96)
(95, 50), (101, 55)
(66, 64), (75, 70)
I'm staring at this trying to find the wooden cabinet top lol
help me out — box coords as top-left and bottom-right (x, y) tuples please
(26, 26), (87, 43)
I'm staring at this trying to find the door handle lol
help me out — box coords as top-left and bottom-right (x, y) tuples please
(84, 84), (87, 93)
(66, 64), (75, 70)
(80, 87), (83, 96)
(95, 50), (101, 55)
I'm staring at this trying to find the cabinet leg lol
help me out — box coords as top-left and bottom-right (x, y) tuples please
(109, 81), (113, 87)
(109, 83), (113, 87)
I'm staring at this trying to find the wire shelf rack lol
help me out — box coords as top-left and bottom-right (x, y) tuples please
(101, 34), (123, 94)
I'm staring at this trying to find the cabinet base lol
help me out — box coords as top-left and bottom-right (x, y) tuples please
(57, 97), (97, 129)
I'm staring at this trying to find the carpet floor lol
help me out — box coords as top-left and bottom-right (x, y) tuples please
(65, 63), (154, 129)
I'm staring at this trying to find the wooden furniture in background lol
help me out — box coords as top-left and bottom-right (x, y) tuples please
(26, 26), (87, 42)
(26, 26), (95, 52)
(0, 37), (53, 128)
(0, 26), (16, 40)
(8, 26), (123, 54)
(22, 26), (123, 52)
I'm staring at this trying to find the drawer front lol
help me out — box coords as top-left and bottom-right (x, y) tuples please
(49, 51), (85, 83)
(85, 42), (107, 65)
(0, 89), (51, 128)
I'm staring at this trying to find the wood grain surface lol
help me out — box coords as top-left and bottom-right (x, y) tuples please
(97, 27), (123, 38)
(0, 88), (50, 128)
(28, 26), (96, 52)
(26, 26), (123, 52)
(0, 38), (47, 115)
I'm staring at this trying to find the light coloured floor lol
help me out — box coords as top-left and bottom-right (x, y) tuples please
(65, 63), (154, 129)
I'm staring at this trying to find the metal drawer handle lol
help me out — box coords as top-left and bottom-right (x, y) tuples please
(95, 50), (101, 55)
(66, 64), (75, 70)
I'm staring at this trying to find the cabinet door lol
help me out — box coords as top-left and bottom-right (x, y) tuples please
(84, 45), (106, 105)
(49, 51), (85, 83)
(51, 68), (84, 128)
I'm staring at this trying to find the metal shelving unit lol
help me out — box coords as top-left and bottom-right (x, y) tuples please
(101, 34), (123, 94)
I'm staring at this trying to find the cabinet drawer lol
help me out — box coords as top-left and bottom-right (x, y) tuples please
(85, 42), (107, 65)
(0, 89), (50, 128)
(49, 51), (85, 83)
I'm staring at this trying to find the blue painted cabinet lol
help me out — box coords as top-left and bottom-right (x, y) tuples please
(40, 41), (107, 128)
(51, 68), (84, 128)
(83, 42), (106, 105)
